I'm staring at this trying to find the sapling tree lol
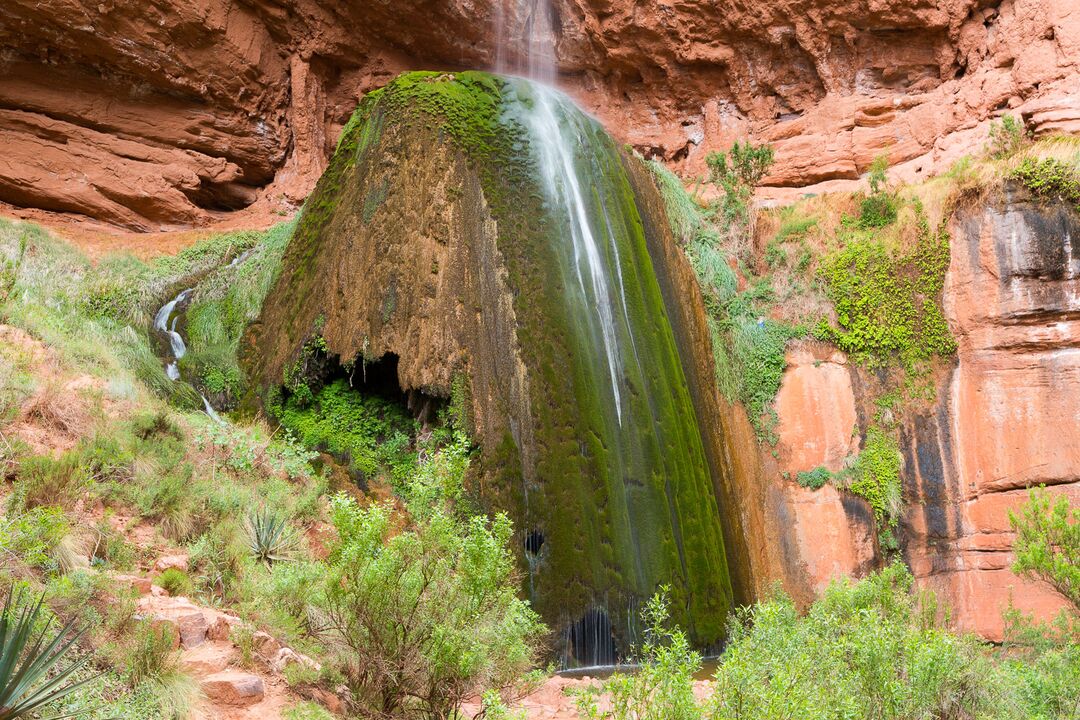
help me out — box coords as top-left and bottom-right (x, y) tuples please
(706, 141), (775, 240)
(1009, 487), (1080, 611)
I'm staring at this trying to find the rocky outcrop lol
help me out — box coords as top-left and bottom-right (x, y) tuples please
(750, 188), (1080, 636)
(3, 0), (1079, 228)
(904, 186), (1080, 639)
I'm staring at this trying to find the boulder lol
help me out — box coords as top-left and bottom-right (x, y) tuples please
(200, 671), (264, 707)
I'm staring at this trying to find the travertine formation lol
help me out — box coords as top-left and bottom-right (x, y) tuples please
(2, 0), (1079, 227)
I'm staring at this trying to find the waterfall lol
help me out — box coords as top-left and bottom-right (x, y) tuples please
(154, 286), (223, 424)
(492, 0), (728, 667)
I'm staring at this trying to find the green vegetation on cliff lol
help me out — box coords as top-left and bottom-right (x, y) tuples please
(0, 216), (545, 718)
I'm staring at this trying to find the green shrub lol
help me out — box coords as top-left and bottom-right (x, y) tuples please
(857, 155), (898, 229)
(1010, 157), (1080, 210)
(273, 379), (418, 484)
(988, 114), (1027, 158)
(1009, 488), (1079, 610)
(0, 506), (69, 572)
(123, 621), (179, 687)
(317, 495), (545, 719)
(154, 569), (193, 598)
(710, 564), (990, 720)
(136, 467), (196, 542)
(14, 452), (90, 510)
(848, 426), (903, 535)
(188, 521), (247, 603)
(818, 207), (955, 368)
(706, 141), (775, 226)
(796, 466), (831, 490)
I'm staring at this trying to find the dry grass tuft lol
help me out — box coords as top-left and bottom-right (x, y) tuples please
(19, 381), (91, 440)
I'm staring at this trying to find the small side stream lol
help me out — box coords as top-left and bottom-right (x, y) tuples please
(153, 248), (254, 422)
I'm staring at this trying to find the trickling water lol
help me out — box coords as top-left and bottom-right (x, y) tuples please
(154, 286), (221, 423)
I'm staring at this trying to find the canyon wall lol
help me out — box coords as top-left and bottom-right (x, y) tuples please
(759, 188), (1080, 637)
(3, 0), (1080, 229)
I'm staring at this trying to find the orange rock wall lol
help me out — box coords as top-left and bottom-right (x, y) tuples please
(3, 0), (1080, 228)
(759, 189), (1080, 636)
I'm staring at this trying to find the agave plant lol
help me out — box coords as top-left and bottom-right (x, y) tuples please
(0, 584), (98, 719)
(244, 509), (295, 567)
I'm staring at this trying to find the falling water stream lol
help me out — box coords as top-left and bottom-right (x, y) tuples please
(152, 250), (254, 423)
(493, 0), (726, 668)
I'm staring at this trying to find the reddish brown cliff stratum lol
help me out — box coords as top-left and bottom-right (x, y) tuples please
(2, 0), (1079, 229)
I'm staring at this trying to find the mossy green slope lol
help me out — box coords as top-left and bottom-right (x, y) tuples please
(246, 71), (736, 652)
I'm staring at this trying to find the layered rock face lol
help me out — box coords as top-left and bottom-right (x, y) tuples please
(753, 189), (1080, 635)
(243, 72), (746, 660)
(905, 188), (1080, 639)
(3, 0), (1079, 228)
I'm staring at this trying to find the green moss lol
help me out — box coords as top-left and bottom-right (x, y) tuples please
(818, 205), (955, 369)
(252, 71), (736, 649)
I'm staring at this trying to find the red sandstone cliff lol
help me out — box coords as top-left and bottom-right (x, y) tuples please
(2, 0), (1079, 229)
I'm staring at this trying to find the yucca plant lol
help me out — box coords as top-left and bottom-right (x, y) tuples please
(244, 510), (295, 567)
(0, 584), (98, 719)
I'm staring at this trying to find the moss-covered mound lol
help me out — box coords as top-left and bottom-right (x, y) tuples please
(242, 71), (743, 658)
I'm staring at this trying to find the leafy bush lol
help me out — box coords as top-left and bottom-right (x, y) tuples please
(848, 426), (902, 528)
(318, 495), (545, 719)
(706, 141), (775, 226)
(710, 564), (990, 720)
(988, 113), (1027, 158)
(818, 207), (955, 368)
(857, 155), (898, 229)
(1010, 157), (1080, 210)
(154, 568), (193, 598)
(273, 379), (418, 485)
(1009, 488), (1079, 610)
(796, 466), (831, 490)
(0, 507), (69, 572)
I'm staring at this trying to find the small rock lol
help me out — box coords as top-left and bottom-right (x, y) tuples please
(206, 613), (239, 641)
(311, 686), (344, 714)
(154, 554), (189, 572)
(180, 642), (233, 675)
(252, 630), (280, 658)
(272, 646), (320, 674)
(150, 585), (168, 597)
(201, 671), (264, 707)
(114, 574), (152, 594)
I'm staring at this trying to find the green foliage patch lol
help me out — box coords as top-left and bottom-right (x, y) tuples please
(1010, 157), (1080, 211)
(817, 206), (955, 369)
(273, 379), (418, 486)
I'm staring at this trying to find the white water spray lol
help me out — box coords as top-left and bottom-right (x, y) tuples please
(498, 0), (635, 424)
